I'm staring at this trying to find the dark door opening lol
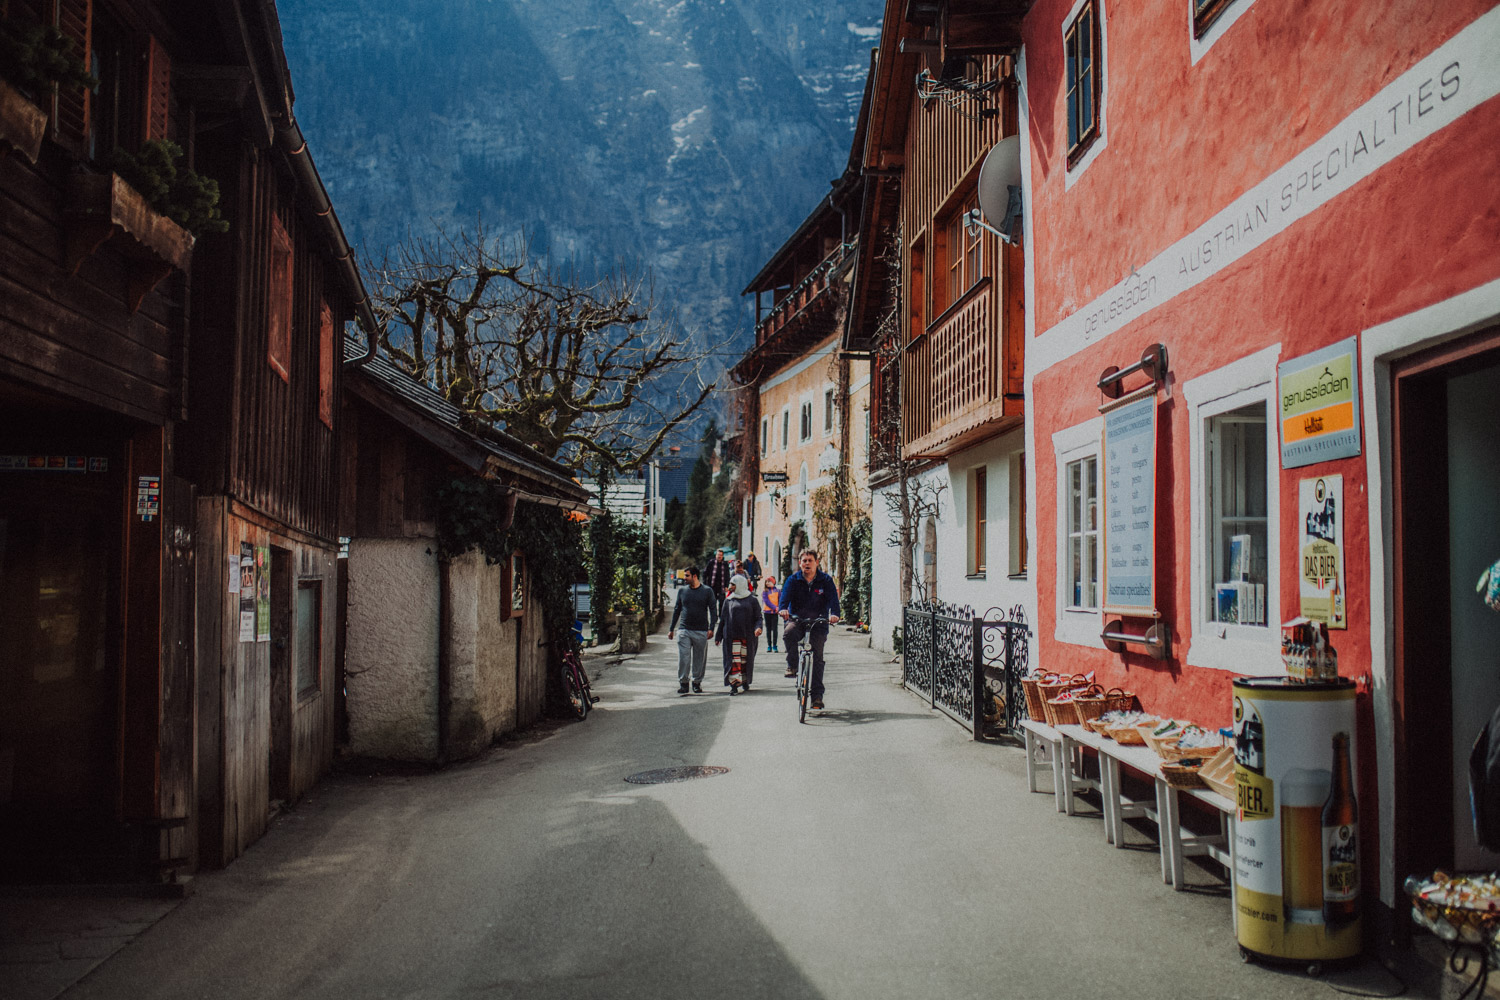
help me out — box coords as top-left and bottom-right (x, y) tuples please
(269, 545), (293, 804)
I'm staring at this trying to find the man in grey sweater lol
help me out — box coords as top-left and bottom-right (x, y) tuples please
(668, 565), (718, 693)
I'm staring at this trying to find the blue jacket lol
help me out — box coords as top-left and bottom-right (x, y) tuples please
(779, 569), (841, 622)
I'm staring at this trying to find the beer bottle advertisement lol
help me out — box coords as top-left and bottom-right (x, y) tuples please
(1231, 678), (1360, 962)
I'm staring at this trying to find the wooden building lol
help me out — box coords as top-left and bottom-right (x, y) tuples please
(341, 350), (593, 763)
(0, 0), (376, 878)
(845, 0), (1031, 650)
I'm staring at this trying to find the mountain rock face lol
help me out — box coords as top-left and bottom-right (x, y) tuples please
(277, 0), (880, 358)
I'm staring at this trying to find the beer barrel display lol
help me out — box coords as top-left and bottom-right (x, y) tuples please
(1231, 677), (1360, 966)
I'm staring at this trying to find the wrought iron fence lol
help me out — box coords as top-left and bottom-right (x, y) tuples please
(902, 601), (1031, 740)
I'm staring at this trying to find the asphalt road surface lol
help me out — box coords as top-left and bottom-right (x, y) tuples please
(60, 628), (1407, 999)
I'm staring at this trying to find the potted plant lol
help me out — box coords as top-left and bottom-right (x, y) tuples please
(0, 19), (96, 163)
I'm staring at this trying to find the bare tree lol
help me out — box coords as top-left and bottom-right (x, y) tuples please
(366, 223), (715, 474)
(868, 228), (947, 604)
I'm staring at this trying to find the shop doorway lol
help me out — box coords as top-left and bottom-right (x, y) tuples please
(1393, 327), (1500, 877)
(269, 546), (293, 803)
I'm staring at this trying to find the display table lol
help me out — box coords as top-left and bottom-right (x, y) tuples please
(1019, 718), (1102, 815)
(1033, 722), (1237, 915)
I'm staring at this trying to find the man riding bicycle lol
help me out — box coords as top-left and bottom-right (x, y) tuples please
(779, 550), (841, 710)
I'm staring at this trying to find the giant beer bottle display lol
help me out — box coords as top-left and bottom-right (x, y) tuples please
(1232, 677), (1360, 963)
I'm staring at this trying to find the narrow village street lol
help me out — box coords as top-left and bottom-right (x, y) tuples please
(26, 626), (1400, 1000)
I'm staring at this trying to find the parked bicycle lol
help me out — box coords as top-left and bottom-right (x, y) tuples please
(543, 638), (596, 720)
(791, 616), (827, 723)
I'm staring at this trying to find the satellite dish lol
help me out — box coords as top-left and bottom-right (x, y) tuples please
(976, 135), (1024, 245)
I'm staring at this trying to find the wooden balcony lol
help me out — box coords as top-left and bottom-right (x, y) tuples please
(755, 241), (856, 345)
(901, 278), (1023, 458)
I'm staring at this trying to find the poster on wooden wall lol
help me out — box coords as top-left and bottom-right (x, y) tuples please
(1101, 390), (1158, 617)
(238, 543), (256, 642)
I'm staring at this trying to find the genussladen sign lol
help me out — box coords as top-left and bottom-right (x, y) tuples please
(1278, 337), (1361, 469)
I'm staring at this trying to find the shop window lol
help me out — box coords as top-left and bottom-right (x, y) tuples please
(1205, 403), (1269, 627)
(1066, 455), (1099, 609)
(1183, 345), (1280, 672)
(267, 214), (293, 382)
(939, 192), (984, 315)
(969, 466), (988, 576)
(318, 301), (335, 428)
(824, 388), (835, 433)
(800, 401), (812, 442)
(295, 580), (321, 697)
(1064, 0), (1102, 166)
(1010, 451), (1028, 577)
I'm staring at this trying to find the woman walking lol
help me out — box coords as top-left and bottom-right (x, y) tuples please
(760, 575), (780, 653)
(715, 575), (762, 691)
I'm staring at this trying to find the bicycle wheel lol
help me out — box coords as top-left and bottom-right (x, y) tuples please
(797, 649), (810, 724)
(562, 657), (589, 720)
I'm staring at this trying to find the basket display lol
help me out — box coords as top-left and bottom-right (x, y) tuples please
(1407, 873), (1500, 954)
(1109, 723), (1149, 745)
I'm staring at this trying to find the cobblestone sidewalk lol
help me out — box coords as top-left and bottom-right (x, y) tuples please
(0, 893), (181, 1000)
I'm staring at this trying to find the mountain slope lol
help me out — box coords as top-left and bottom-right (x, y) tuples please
(277, 0), (880, 355)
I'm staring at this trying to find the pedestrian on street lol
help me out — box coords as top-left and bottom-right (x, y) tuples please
(703, 548), (732, 594)
(760, 575), (780, 652)
(715, 574), (762, 691)
(779, 550), (841, 709)
(668, 565), (717, 694)
(742, 551), (762, 589)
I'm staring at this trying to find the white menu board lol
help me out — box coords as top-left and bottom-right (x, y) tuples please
(1101, 392), (1158, 616)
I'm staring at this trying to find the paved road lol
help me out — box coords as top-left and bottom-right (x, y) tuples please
(58, 628), (1409, 999)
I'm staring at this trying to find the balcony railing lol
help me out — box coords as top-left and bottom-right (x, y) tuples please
(755, 240), (857, 342)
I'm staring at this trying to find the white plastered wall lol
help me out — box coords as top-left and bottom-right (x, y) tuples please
(345, 538), (440, 761)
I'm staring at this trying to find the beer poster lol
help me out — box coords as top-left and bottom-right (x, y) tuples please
(1231, 678), (1360, 962)
(255, 546), (271, 643)
(1298, 475), (1347, 628)
(238, 543), (256, 643)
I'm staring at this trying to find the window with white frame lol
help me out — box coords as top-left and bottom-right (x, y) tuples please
(1066, 456), (1099, 609)
(1183, 345), (1281, 673)
(1205, 403), (1269, 627)
(824, 388), (835, 433)
(1053, 418), (1103, 646)
(968, 465), (988, 576)
(761, 417), (769, 454)
(800, 401), (812, 442)
(781, 408), (790, 449)
(1009, 451), (1028, 577)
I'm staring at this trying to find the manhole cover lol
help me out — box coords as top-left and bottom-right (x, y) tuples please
(624, 765), (730, 784)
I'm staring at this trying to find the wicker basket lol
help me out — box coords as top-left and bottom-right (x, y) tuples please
(1198, 747), (1236, 799)
(1108, 722), (1150, 745)
(1052, 683), (1102, 726)
(1073, 687), (1133, 725)
(1083, 717), (1116, 737)
(1160, 760), (1206, 789)
(1020, 672), (1060, 722)
(1164, 732), (1226, 763)
(1038, 674), (1090, 727)
(1141, 727), (1183, 758)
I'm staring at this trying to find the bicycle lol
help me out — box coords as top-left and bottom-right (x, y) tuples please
(557, 644), (595, 721)
(790, 616), (827, 723)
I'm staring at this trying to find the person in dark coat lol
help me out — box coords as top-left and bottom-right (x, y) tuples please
(715, 574), (762, 690)
(741, 551), (762, 589)
(703, 548), (732, 594)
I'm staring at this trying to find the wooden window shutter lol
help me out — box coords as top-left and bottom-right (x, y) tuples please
(318, 300), (334, 427)
(143, 33), (170, 142)
(51, 0), (92, 146)
(267, 214), (293, 382)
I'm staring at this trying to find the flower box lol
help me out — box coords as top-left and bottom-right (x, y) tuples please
(0, 79), (47, 164)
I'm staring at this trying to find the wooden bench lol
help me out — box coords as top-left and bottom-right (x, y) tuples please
(1019, 717), (1101, 815)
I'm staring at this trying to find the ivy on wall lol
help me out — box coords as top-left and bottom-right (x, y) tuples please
(436, 478), (584, 710)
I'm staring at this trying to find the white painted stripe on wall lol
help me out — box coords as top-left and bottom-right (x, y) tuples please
(758, 344), (835, 393)
(1030, 6), (1500, 377)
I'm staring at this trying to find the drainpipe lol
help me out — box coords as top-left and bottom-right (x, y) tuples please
(437, 556), (451, 765)
(273, 116), (380, 366)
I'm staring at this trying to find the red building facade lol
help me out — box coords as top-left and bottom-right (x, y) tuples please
(1022, 0), (1500, 936)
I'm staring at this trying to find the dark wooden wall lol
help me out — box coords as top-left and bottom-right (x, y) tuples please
(339, 401), (453, 539)
(184, 139), (348, 543)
